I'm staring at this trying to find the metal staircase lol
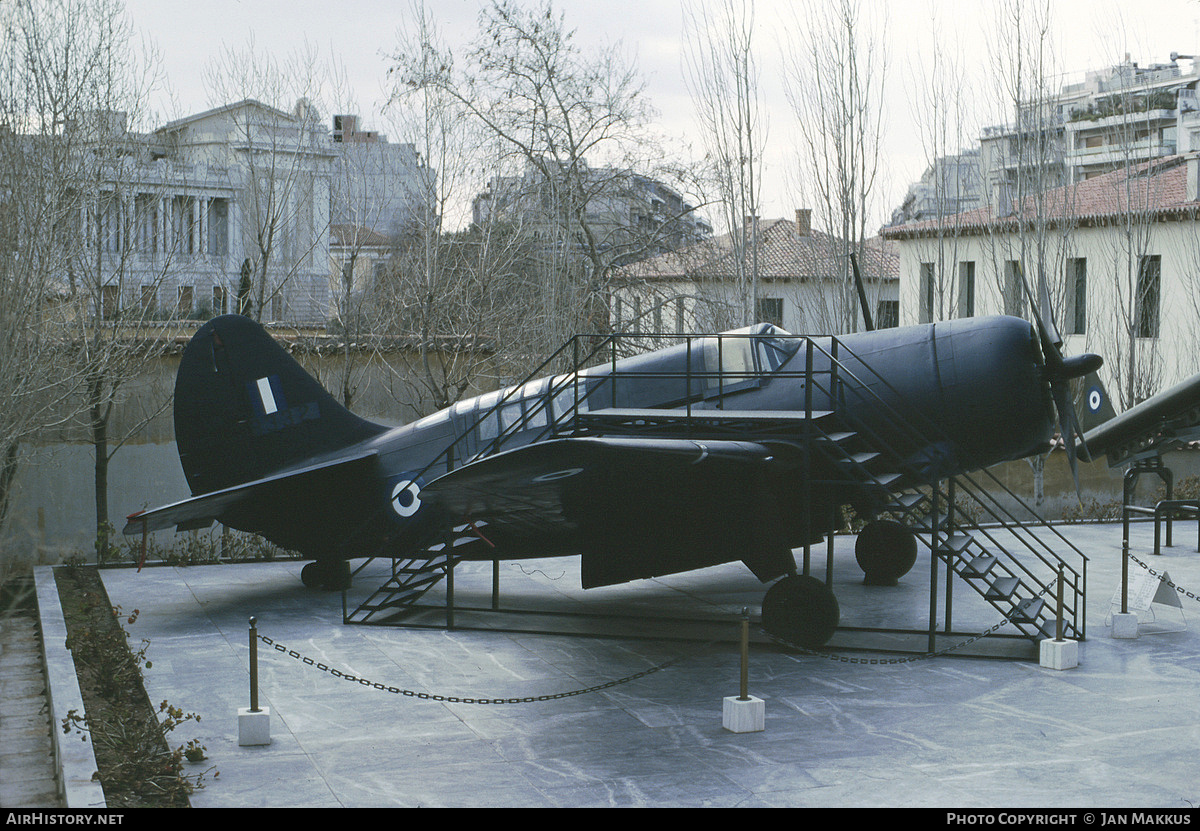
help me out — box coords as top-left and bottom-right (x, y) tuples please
(342, 328), (1087, 644)
(807, 406), (1087, 643)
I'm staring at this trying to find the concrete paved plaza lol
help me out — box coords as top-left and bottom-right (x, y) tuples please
(33, 520), (1200, 808)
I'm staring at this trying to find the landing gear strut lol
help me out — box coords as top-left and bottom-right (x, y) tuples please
(761, 574), (840, 648)
(301, 560), (351, 591)
(854, 519), (918, 586)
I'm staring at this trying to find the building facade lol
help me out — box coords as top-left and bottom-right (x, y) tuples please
(331, 114), (437, 241)
(615, 210), (898, 338)
(471, 160), (712, 265)
(58, 100), (339, 327)
(883, 153), (1200, 406)
(979, 56), (1200, 210)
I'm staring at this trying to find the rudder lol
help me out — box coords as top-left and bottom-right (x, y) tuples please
(174, 315), (387, 496)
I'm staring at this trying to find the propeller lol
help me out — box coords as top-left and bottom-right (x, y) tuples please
(1024, 265), (1102, 492)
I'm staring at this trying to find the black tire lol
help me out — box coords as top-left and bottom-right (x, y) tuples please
(855, 519), (918, 585)
(761, 574), (840, 648)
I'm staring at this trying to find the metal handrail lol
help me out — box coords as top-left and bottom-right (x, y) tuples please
(409, 327), (1086, 636)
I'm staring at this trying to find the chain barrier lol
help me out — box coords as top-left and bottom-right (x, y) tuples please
(256, 634), (705, 704)
(1128, 553), (1200, 605)
(259, 580), (1059, 694)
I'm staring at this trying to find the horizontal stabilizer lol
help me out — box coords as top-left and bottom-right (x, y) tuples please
(123, 450), (377, 535)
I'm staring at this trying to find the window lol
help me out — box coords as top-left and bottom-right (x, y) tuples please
(139, 284), (158, 312)
(100, 285), (119, 320)
(876, 300), (899, 329)
(1067, 258), (1087, 335)
(207, 198), (229, 256)
(176, 285), (194, 319)
(919, 262), (935, 323)
(135, 194), (158, 253)
(213, 285), (227, 316)
(98, 193), (121, 253)
(958, 261), (975, 317)
(1136, 255), (1161, 338)
(172, 196), (196, 255)
(1003, 260), (1024, 317)
(756, 297), (784, 328)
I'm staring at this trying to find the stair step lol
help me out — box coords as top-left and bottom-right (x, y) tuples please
(1011, 597), (1046, 622)
(837, 450), (881, 467)
(985, 576), (1019, 600)
(938, 534), (976, 555)
(887, 493), (925, 512)
(865, 471), (904, 489)
(960, 554), (998, 577)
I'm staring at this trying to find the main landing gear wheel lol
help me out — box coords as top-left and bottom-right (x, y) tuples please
(761, 574), (840, 649)
(301, 560), (351, 591)
(855, 519), (918, 586)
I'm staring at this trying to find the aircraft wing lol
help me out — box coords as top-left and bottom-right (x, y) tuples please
(1080, 371), (1200, 466)
(122, 450), (379, 535)
(422, 435), (800, 587)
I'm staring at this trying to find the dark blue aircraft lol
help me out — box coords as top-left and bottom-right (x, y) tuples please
(125, 267), (1161, 648)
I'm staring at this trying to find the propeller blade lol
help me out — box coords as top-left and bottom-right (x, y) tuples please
(1036, 268), (1063, 357)
(850, 252), (875, 332)
(1053, 379), (1082, 495)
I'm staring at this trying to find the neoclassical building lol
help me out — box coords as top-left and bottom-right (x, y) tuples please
(74, 99), (335, 327)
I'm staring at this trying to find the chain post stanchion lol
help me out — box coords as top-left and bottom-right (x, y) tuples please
(738, 608), (750, 701)
(249, 616), (260, 712)
(1055, 564), (1065, 643)
(239, 615), (271, 746)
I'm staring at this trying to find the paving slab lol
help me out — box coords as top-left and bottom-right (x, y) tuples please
(35, 520), (1200, 808)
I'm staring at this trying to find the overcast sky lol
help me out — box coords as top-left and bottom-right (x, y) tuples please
(121, 0), (1200, 232)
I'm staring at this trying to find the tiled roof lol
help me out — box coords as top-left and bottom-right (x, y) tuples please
(621, 217), (898, 281)
(330, 223), (392, 249)
(883, 154), (1200, 240)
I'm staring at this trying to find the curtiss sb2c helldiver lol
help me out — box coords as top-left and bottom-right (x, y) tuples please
(126, 270), (1175, 649)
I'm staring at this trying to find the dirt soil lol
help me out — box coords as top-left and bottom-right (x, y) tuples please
(53, 566), (195, 808)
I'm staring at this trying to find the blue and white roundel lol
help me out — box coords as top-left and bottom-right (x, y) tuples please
(389, 475), (423, 519)
(1086, 385), (1104, 414)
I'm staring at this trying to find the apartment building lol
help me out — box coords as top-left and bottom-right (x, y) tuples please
(471, 160), (712, 265)
(980, 55), (1200, 210)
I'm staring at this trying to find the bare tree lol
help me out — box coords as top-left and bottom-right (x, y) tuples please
(202, 38), (336, 325)
(782, 0), (888, 334)
(0, 0), (183, 558)
(682, 0), (764, 328)
(899, 6), (982, 323)
(392, 0), (684, 366)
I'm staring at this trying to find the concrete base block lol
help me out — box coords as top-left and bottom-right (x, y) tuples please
(1111, 612), (1140, 639)
(1040, 638), (1079, 670)
(238, 707), (271, 746)
(722, 695), (764, 733)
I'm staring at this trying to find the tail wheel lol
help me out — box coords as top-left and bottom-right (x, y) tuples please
(761, 574), (840, 649)
(855, 519), (918, 585)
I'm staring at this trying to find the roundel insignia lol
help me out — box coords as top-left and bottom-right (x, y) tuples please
(532, 467), (584, 483)
(390, 477), (423, 518)
(1086, 385), (1104, 414)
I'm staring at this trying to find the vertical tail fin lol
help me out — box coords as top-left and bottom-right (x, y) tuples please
(1072, 370), (1116, 462)
(174, 315), (387, 496)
